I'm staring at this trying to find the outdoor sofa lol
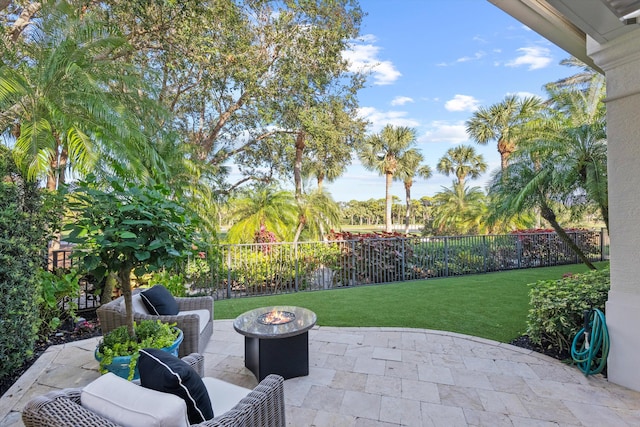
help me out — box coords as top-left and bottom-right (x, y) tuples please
(21, 353), (286, 427)
(97, 290), (214, 357)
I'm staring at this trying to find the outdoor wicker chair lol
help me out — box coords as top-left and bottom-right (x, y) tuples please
(97, 291), (214, 357)
(21, 354), (286, 427)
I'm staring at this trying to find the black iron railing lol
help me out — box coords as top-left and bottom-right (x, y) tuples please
(52, 229), (609, 302)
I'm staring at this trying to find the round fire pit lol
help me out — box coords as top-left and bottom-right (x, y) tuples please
(233, 306), (317, 381)
(257, 310), (295, 325)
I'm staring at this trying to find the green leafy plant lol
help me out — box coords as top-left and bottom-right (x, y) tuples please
(148, 270), (188, 297)
(0, 147), (62, 379)
(64, 175), (204, 336)
(526, 267), (610, 353)
(186, 255), (211, 286)
(96, 320), (179, 380)
(36, 268), (81, 336)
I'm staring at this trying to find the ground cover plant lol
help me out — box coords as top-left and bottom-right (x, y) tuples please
(215, 262), (608, 343)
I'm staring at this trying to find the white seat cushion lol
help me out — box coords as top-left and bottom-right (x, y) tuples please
(202, 377), (252, 415)
(180, 309), (210, 333)
(81, 373), (189, 427)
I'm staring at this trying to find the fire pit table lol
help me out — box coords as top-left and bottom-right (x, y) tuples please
(233, 306), (316, 381)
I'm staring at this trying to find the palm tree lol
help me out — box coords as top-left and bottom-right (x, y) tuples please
(0, 1), (163, 190)
(302, 147), (351, 192)
(226, 184), (298, 243)
(293, 189), (342, 243)
(431, 184), (488, 235)
(466, 95), (543, 171)
(553, 79), (607, 230)
(545, 57), (602, 91)
(436, 145), (486, 188)
(489, 153), (596, 270)
(522, 77), (608, 230)
(393, 151), (432, 233)
(359, 125), (421, 232)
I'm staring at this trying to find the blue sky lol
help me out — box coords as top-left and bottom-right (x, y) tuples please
(323, 0), (577, 202)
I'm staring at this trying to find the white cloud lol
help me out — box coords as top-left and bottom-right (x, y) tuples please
(444, 94), (480, 112)
(343, 34), (401, 85)
(358, 107), (420, 132)
(391, 96), (414, 106)
(359, 34), (377, 43)
(420, 121), (469, 144)
(456, 51), (486, 63)
(505, 46), (552, 70)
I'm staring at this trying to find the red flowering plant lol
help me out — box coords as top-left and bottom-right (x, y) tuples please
(254, 224), (278, 254)
(326, 230), (411, 284)
(509, 228), (600, 267)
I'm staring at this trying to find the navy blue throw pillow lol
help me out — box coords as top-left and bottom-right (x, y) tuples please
(140, 285), (179, 315)
(138, 348), (214, 423)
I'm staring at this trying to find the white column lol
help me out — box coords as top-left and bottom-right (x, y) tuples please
(588, 28), (640, 392)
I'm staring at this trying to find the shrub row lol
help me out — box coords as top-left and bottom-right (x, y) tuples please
(0, 148), (62, 379)
(526, 267), (610, 353)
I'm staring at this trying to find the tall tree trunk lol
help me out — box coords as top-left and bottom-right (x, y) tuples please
(118, 267), (136, 336)
(101, 272), (117, 305)
(58, 146), (68, 188)
(500, 151), (509, 172)
(600, 203), (609, 232)
(404, 181), (411, 234)
(317, 172), (324, 192)
(294, 131), (305, 201)
(385, 172), (393, 232)
(498, 138), (515, 171)
(539, 201), (596, 270)
(46, 164), (57, 191)
(293, 221), (304, 244)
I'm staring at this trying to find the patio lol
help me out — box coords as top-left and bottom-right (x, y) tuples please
(2, 319), (640, 426)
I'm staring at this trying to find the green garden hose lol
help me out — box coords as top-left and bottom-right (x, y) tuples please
(570, 308), (609, 376)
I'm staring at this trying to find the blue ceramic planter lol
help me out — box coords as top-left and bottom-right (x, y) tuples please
(95, 328), (183, 380)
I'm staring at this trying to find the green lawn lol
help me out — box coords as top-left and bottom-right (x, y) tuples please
(215, 262), (609, 343)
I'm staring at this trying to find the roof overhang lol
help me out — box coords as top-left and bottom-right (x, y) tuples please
(488, 0), (640, 74)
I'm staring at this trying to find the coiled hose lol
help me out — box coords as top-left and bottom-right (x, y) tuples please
(570, 308), (609, 376)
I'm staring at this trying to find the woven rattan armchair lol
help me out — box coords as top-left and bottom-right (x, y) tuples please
(97, 292), (213, 357)
(22, 354), (286, 427)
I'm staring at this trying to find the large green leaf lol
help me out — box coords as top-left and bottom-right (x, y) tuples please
(134, 251), (151, 261)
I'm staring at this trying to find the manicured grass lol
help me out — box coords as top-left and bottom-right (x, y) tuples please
(214, 262), (609, 343)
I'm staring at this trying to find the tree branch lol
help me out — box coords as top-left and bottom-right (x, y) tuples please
(216, 175), (271, 196)
(9, 2), (41, 43)
(211, 129), (284, 164)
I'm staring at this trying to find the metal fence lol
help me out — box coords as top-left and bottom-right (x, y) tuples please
(193, 229), (609, 299)
(52, 229), (609, 303)
(49, 248), (100, 312)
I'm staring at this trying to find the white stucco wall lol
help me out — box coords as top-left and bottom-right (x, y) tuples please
(588, 28), (640, 392)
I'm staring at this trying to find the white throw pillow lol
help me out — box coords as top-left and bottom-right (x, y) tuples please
(81, 373), (189, 427)
(131, 293), (149, 314)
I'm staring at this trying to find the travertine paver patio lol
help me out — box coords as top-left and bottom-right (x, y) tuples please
(2, 319), (640, 426)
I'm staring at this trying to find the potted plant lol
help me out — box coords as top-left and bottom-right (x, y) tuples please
(64, 175), (204, 376)
(95, 320), (183, 380)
